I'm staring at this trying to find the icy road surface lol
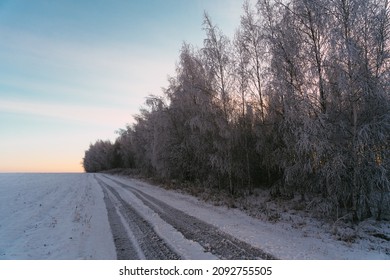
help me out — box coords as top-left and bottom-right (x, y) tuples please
(0, 173), (388, 259)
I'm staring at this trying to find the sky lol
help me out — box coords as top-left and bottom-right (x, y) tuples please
(0, 0), (247, 172)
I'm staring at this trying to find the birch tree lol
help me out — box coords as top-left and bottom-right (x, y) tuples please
(202, 13), (236, 193)
(325, 0), (390, 220)
(82, 1), (389, 220)
(163, 43), (217, 182)
(232, 28), (264, 191)
(241, 0), (267, 122)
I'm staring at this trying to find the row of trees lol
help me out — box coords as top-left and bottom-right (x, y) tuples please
(84, 0), (390, 221)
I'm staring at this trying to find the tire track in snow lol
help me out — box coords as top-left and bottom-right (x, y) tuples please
(101, 187), (139, 259)
(101, 175), (277, 260)
(96, 177), (180, 260)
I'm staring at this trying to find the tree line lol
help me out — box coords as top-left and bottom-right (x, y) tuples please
(83, 0), (390, 221)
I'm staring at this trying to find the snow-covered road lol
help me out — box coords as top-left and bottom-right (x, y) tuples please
(97, 175), (275, 259)
(0, 173), (388, 259)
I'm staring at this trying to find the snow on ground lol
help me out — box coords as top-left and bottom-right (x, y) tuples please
(0, 173), (115, 259)
(0, 173), (388, 260)
(109, 175), (390, 260)
(98, 175), (218, 260)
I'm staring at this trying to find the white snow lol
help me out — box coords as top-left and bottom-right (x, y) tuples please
(106, 175), (390, 260)
(99, 175), (218, 260)
(0, 173), (388, 260)
(0, 173), (116, 259)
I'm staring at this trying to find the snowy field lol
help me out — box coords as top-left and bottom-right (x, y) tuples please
(0, 173), (116, 259)
(0, 173), (388, 260)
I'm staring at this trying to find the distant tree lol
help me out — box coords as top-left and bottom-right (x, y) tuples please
(115, 126), (135, 168)
(83, 140), (116, 172)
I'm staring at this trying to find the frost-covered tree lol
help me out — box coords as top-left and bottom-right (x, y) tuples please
(323, 0), (390, 220)
(83, 140), (116, 172)
(232, 28), (253, 189)
(83, 0), (389, 221)
(202, 13), (237, 193)
(163, 43), (217, 182)
(258, 0), (390, 219)
(130, 95), (172, 177)
(115, 126), (135, 169)
(240, 0), (268, 122)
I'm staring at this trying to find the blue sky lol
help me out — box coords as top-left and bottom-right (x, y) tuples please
(0, 0), (246, 172)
